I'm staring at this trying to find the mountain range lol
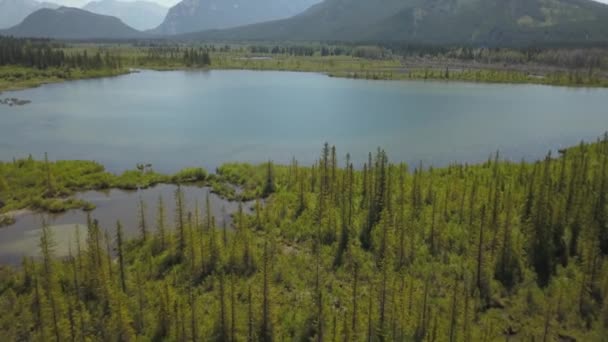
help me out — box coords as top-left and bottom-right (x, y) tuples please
(154, 0), (321, 35)
(1, 0), (608, 45)
(83, 0), (168, 31)
(182, 0), (608, 45)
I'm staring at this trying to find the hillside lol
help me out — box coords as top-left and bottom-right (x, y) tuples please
(154, 0), (321, 35)
(0, 0), (58, 29)
(2, 7), (144, 40)
(83, 0), (168, 31)
(181, 0), (608, 45)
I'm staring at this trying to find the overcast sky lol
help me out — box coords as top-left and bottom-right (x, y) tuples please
(52, 0), (608, 8)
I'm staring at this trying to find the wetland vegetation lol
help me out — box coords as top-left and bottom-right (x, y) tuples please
(2, 37), (608, 93)
(1, 136), (608, 340)
(2, 0), (608, 341)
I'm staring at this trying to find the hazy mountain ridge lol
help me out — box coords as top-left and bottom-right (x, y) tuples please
(1, 7), (144, 40)
(0, 0), (59, 29)
(180, 0), (608, 45)
(154, 0), (322, 35)
(83, 0), (168, 31)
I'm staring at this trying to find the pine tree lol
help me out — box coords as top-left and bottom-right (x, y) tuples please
(448, 276), (459, 342)
(138, 197), (148, 242)
(351, 262), (359, 340)
(215, 272), (229, 341)
(116, 221), (127, 293)
(43, 152), (56, 197)
(248, 285), (254, 342)
(495, 190), (522, 290)
(39, 222), (62, 342)
(175, 185), (186, 257)
(263, 160), (276, 198)
(260, 241), (273, 342)
(230, 274), (237, 342)
(156, 195), (167, 251)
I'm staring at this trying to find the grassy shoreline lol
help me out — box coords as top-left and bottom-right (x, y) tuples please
(0, 66), (132, 93)
(0, 158), (274, 226)
(2, 56), (607, 93)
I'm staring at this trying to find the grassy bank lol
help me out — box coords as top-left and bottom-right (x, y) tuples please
(2, 41), (608, 91)
(0, 156), (273, 222)
(0, 66), (130, 93)
(0, 157), (210, 217)
(329, 66), (608, 87)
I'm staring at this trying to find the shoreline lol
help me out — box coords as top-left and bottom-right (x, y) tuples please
(0, 209), (33, 228)
(0, 67), (133, 93)
(1, 64), (607, 94)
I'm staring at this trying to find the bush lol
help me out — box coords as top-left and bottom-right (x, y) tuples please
(172, 167), (207, 183)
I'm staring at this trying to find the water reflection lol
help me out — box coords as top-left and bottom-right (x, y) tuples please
(0, 184), (251, 264)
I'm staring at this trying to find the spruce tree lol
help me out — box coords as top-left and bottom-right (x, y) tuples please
(116, 221), (127, 293)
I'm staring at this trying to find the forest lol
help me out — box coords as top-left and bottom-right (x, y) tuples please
(0, 37), (211, 92)
(0, 135), (608, 341)
(2, 36), (608, 93)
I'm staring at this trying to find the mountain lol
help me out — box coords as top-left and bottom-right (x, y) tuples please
(154, 0), (321, 35)
(83, 0), (168, 31)
(181, 0), (608, 45)
(0, 0), (59, 29)
(2, 7), (143, 40)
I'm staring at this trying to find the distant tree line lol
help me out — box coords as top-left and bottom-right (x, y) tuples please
(250, 45), (351, 57)
(0, 36), (121, 70)
(137, 46), (211, 67)
(384, 42), (607, 69)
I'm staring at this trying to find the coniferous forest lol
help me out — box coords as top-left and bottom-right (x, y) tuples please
(1, 136), (608, 341)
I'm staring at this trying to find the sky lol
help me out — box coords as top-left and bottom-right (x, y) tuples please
(50, 0), (608, 8)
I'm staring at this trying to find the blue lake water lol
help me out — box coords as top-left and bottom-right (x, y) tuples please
(1, 69), (607, 172)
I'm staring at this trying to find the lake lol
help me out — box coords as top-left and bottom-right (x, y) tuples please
(0, 184), (250, 264)
(1, 70), (607, 173)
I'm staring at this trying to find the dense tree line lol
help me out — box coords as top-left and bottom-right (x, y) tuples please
(384, 43), (608, 70)
(1, 136), (608, 340)
(135, 46), (211, 67)
(0, 36), (121, 70)
(250, 45), (350, 57)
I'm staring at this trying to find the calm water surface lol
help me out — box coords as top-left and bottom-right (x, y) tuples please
(1, 70), (607, 172)
(0, 184), (250, 264)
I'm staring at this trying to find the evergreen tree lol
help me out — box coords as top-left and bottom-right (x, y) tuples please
(156, 195), (167, 251)
(116, 221), (127, 293)
(138, 197), (148, 242)
(175, 185), (186, 257)
(263, 160), (276, 198)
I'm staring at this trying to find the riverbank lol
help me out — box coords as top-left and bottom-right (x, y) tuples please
(2, 54), (607, 93)
(0, 66), (131, 93)
(210, 54), (608, 87)
(0, 209), (32, 227)
(0, 158), (273, 224)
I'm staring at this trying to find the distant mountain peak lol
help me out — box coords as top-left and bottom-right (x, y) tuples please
(154, 0), (322, 35)
(0, 0), (59, 29)
(83, 0), (168, 31)
(1, 6), (144, 40)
